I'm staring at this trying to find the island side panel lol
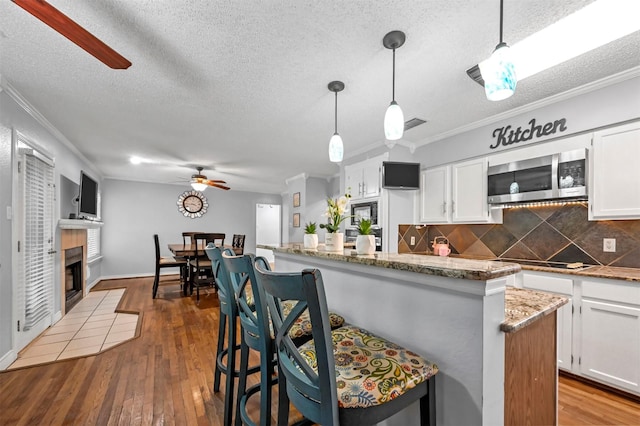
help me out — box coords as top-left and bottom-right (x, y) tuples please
(275, 251), (507, 426)
(504, 311), (558, 426)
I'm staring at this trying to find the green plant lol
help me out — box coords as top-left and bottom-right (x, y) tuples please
(318, 193), (352, 233)
(304, 222), (317, 234)
(357, 218), (373, 235)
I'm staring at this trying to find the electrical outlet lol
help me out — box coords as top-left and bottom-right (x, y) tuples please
(410, 236), (416, 246)
(603, 238), (616, 252)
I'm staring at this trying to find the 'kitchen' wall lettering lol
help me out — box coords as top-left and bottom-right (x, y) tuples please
(489, 118), (568, 149)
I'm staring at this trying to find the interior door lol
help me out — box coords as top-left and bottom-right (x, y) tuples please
(13, 133), (56, 352)
(255, 203), (281, 264)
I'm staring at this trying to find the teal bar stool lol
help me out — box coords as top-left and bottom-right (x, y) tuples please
(254, 264), (439, 426)
(206, 245), (259, 426)
(222, 253), (283, 426)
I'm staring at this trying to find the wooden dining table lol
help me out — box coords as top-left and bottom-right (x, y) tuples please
(169, 243), (243, 296)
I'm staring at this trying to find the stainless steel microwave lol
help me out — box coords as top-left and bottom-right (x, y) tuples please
(488, 148), (587, 204)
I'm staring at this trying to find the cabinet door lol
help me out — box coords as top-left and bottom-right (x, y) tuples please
(345, 164), (362, 198)
(361, 159), (381, 198)
(451, 158), (490, 222)
(522, 272), (573, 371)
(590, 122), (640, 219)
(419, 167), (449, 223)
(579, 299), (640, 394)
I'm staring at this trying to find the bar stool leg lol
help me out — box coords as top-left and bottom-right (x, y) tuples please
(214, 311), (227, 393)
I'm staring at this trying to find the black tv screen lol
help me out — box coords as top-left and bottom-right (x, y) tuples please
(79, 171), (98, 218)
(382, 161), (420, 189)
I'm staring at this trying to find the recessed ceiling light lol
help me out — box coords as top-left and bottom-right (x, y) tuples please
(130, 156), (143, 164)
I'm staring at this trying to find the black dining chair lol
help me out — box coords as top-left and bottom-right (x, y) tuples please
(232, 234), (246, 255)
(152, 234), (187, 299)
(253, 264), (439, 426)
(188, 233), (225, 302)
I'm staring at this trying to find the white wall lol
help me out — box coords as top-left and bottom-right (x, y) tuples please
(100, 179), (281, 278)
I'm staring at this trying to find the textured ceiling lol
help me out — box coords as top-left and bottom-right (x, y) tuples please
(1, 0), (639, 193)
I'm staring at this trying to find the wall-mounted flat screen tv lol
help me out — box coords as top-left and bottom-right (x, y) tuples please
(382, 161), (420, 189)
(79, 171), (98, 219)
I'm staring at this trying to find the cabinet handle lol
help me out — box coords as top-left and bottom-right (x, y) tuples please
(362, 183), (366, 195)
(452, 201), (455, 213)
(442, 203), (446, 214)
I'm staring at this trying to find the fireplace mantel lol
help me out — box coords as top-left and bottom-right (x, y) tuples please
(59, 219), (103, 229)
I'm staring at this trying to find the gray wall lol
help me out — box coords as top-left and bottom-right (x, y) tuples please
(100, 179), (281, 278)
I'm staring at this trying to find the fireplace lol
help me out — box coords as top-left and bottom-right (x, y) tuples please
(65, 246), (83, 312)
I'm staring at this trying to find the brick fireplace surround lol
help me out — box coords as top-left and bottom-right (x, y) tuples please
(60, 229), (87, 317)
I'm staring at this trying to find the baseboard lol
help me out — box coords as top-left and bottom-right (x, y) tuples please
(0, 349), (17, 371)
(559, 370), (640, 403)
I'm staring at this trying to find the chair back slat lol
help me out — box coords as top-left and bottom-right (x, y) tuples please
(153, 234), (161, 262)
(205, 246), (235, 310)
(253, 264), (339, 425)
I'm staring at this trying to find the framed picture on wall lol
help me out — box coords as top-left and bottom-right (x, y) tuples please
(293, 192), (300, 208)
(293, 213), (300, 227)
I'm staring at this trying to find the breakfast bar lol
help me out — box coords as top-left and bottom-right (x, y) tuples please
(259, 244), (567, 425)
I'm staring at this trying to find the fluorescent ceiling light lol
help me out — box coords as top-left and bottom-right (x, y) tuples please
(479, 0), (640, 82)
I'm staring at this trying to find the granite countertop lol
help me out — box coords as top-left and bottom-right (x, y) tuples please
(257, 243), (521, 281)
(502, 287), (568, 333)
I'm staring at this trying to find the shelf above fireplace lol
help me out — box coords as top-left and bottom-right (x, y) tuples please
(59, 219), (103, 229)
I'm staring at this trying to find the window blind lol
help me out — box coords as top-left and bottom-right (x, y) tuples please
(21, 149), (55, 330)
(87, 228), (100, 259)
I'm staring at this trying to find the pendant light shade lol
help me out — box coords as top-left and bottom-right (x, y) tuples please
(328, 81), (345, 163)
(481, 0), (516, 101)
(191, 181), (208, 191)
(383, 31), (406, 143)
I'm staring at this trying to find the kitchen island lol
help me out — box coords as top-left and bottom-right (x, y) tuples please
(258, 244), (567, 425)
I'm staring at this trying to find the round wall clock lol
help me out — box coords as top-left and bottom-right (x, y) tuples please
(177, 190), (209, 218)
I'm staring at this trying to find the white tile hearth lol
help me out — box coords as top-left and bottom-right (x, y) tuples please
(7, 289), (138, 370)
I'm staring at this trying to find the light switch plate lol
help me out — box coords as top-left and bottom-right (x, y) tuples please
(410, 236), (416, 246)
(603, 238), (616, 252)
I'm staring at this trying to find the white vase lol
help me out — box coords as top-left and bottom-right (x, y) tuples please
(325, 232), (344, 252)
(356, 235), (376, 255)
(303, 234), (318, 249)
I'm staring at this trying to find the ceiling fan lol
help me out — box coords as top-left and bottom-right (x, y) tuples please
(190, 167), (230, 191)
(11, 0), (131, 69)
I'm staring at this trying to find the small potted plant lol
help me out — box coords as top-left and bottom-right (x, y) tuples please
(303, 222), (318, 249)
(355, 218), (376, 255)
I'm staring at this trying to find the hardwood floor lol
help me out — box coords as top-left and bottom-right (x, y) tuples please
(1, 276), (639, 425)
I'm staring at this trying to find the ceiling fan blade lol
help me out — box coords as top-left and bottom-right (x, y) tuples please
(12, 0), (132, 69)
(207, 179), (227, 184)
(208, 182), (230, 191)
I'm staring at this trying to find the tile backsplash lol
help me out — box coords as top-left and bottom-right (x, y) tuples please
(398, 203), (640, 268)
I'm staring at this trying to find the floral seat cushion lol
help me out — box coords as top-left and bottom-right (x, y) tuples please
(297, 324), (438, 409)
(282, 300), (344, 339)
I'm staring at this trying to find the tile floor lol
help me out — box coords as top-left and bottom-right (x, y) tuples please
(8, 288), (139, 370)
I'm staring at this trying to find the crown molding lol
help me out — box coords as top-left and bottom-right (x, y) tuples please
(1, 79), (102, 178)
(416, 66), (640, 147)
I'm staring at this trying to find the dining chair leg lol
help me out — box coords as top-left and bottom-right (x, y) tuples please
(152, 265), (160, 299)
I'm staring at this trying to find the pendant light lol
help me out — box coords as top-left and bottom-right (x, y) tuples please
(383, 30), (406, 145)
(328, 80), (345, 163)
(480, 0), (516, 101)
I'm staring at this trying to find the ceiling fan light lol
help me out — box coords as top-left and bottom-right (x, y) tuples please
(191, 181), (208, 191)
(329, 133), (344, 163)
(480, 42), (517, 101)
(384, 101), (404, 141)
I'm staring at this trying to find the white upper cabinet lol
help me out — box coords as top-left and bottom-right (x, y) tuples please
(590, 121), (640, 220)
(420, 158), (502, 224)
(345, 156), (384, 199)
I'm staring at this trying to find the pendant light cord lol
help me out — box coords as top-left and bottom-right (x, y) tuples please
(334, 91), (338, 134)
(392, 48), (396, 102)
(499, 0), (504, 43)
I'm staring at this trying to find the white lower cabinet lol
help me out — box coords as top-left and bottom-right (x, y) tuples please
(578, 279), (640, 394)
(518, 271), (640, 396)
